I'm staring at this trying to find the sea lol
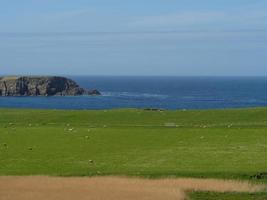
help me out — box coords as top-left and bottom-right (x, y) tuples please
(1, 76), (267, 110)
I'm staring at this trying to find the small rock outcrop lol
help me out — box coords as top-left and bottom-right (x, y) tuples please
(0, 76), (100, 96)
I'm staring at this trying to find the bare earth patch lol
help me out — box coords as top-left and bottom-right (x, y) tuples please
(0, 176), (265, 200)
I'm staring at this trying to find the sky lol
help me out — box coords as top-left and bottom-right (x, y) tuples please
(0, 0), (267, 76)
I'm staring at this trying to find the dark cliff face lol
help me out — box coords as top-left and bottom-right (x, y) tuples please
(0, 76), (100, 96)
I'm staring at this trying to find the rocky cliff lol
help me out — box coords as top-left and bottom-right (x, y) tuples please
(0, 76), (100, 96)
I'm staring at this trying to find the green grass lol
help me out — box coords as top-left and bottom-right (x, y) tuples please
(0, 108), (267, 199)
(1, 126), (267, 179)
(190, 192), (267, 200)
(0, 108), (267, 178)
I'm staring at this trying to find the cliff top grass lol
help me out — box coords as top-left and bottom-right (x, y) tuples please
(0, 76), (48, 81)
(0, 76), (66, 81)
(0, 76), (20, 81)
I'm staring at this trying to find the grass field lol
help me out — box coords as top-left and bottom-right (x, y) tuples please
(189, 192), (267, 200)
(0, 108), (267, 199)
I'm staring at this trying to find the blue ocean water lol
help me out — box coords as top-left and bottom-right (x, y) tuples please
(1, 76), (267, 110)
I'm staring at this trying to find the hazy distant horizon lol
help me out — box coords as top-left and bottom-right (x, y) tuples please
(2, 74), (267, 78)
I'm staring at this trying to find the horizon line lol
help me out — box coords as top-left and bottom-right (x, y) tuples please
(1, 74), (267, 78)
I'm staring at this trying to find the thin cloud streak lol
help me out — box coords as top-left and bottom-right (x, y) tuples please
(1, 29), (267, 38)
(130, 10), (267, 31)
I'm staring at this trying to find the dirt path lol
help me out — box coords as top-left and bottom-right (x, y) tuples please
(0, 176), (265, 200)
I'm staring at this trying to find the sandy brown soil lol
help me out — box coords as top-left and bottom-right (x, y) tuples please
(0, 176), (265, 200)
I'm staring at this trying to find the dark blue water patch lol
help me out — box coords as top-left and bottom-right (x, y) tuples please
(1, 76), (267, 110)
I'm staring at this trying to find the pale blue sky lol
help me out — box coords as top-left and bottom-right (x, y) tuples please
(0, 0), (267, 76)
